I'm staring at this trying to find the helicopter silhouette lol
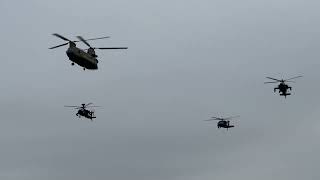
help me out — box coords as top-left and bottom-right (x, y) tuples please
(264, 76), (302, 98)
(204, 116), (239, 130)
(64, 103), (100, 121)
(49, 33), (127, 70)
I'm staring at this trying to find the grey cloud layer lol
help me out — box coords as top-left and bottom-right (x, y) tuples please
(1, 0), (320, 179)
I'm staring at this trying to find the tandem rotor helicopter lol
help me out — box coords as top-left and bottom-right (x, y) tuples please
(264, 76), (302, 98)
(64, 103), (100, 121)
(49, 33), (128, 70)
(204, 116), (239, 130)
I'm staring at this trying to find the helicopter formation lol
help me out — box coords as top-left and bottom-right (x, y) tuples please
(50, 33), (302, 126)
(49, 33), (128, 121)
(205, 75), (302, 129)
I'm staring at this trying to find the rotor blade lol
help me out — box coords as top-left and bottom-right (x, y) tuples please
(53, 34), (109, 44)
(77, 36), (92, 48)
(64, 106), (80, 107)
(85, 103), (93, 107)
(73, 36), (110, 43)
(49, 42), (69, 49)
(285, 80), (296, 83)
(285, 76), (302, 81)
(53, 33), (72, 41)
(211, 116), (222, 120)
(264, 81), (278, 84)
(224, 115), (240, 120)
(266, 77), (281, 81)
(83, 36), (110, 41)
(86, 106), (101, 107)
(95, 47), (128, 49)
(204, 119), (219, 121)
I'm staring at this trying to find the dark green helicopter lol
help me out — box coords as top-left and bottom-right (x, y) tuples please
(49, 33), (128, 70)
(64, 103), (100, 121)
(204, 116), (240, 130)
(264, 76), (302, 98)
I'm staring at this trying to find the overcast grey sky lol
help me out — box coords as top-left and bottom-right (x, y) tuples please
(1, 0), (320, 179)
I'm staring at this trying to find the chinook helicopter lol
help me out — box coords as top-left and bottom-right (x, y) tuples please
(64, 103), (100, 121)
(49, 33), (128, 70)
(264, 76), (302, 98)
(204, 116), (239, 130)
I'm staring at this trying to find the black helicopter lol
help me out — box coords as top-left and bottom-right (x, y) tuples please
(264, 76), (302, 98)
(64, 103), (100, 121)
(204, 116), (239, 130)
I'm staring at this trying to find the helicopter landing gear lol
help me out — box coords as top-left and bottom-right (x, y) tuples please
(71, 62), (75, 66)
(83, 68), (85, 71)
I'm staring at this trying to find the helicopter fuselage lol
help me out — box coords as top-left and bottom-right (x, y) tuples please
(217, 120), (234, 129)
(66, 46), (98, 70)
(274, 82), (292, 97)
(76, 109), (96, 120)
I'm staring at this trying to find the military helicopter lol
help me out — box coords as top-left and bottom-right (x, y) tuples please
(264, 76), (302, 98)
(49, 33), (128, 70)
(204, 116), (239, 130)
(64, 103), (100, 121)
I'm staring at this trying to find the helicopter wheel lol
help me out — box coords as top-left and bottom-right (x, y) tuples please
(71, 62), (75, 66)
(83, 68), (85, 71)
